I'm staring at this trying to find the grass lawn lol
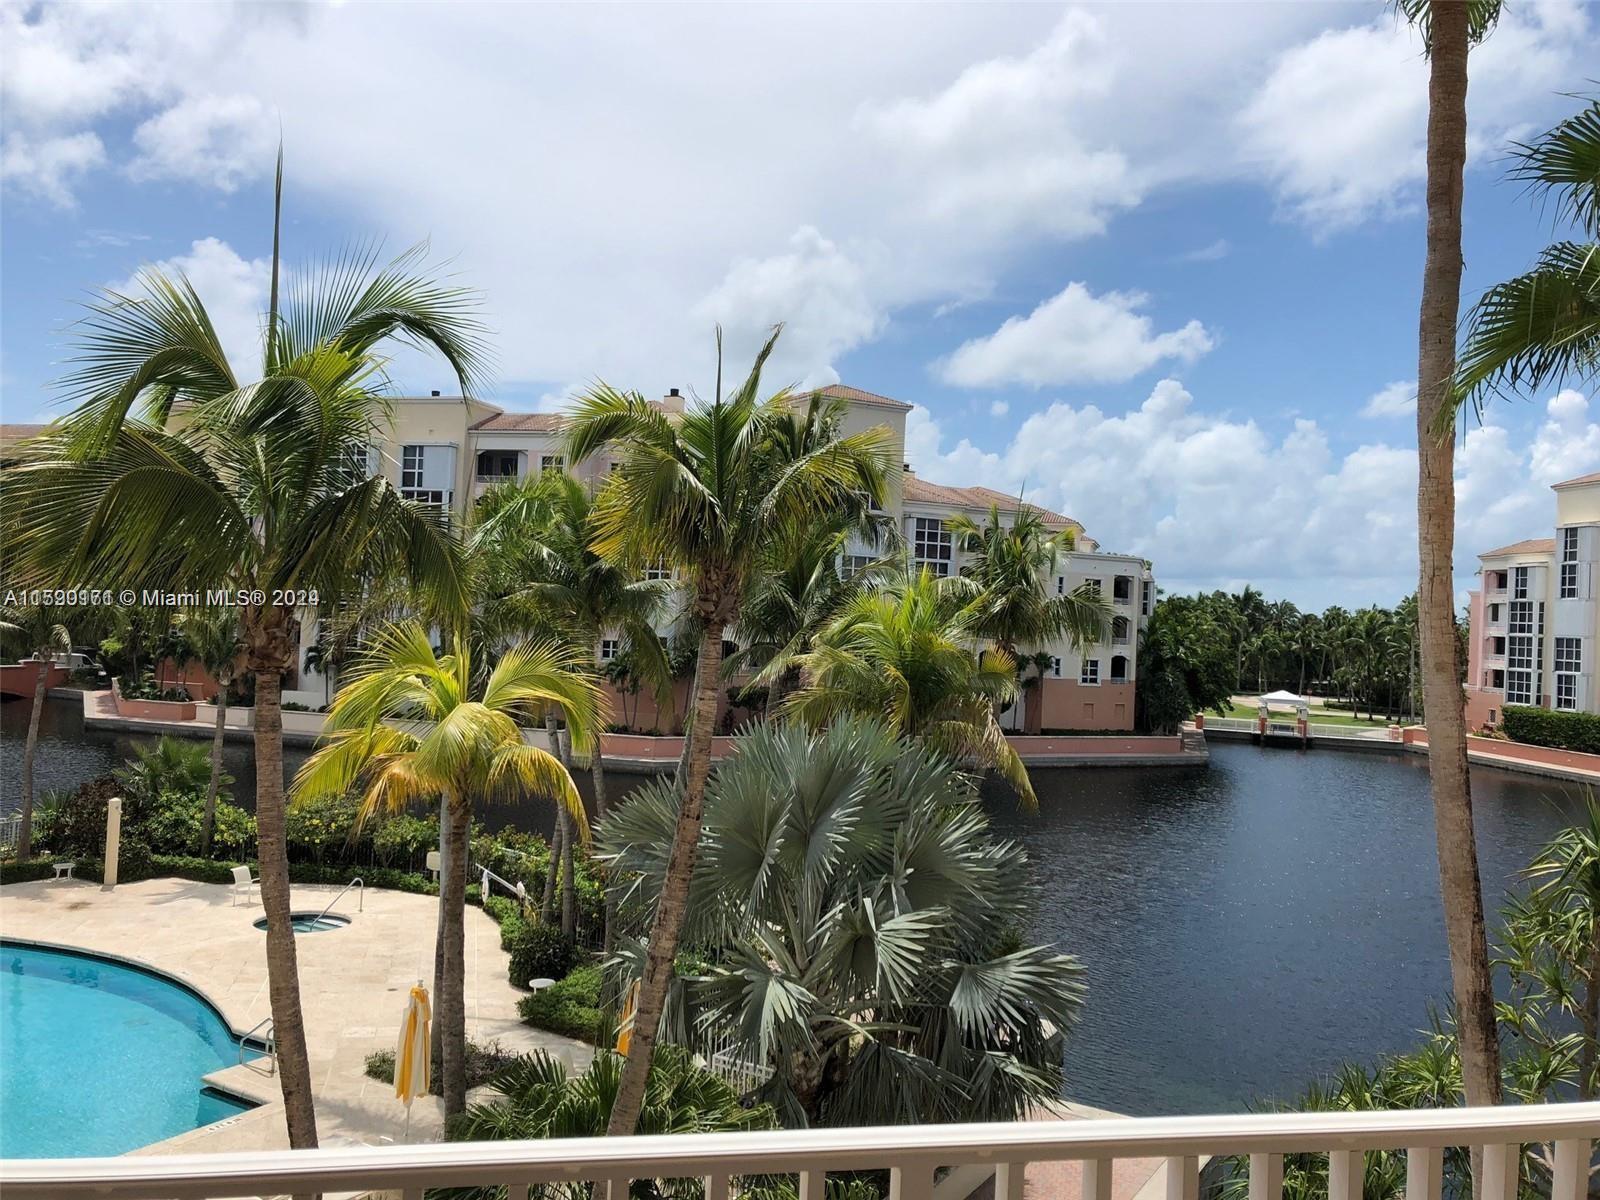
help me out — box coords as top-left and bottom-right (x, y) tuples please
(1211, 700), (1397, 728)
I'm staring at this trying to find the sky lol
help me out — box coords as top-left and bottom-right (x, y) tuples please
(2, 0), (1598, 611)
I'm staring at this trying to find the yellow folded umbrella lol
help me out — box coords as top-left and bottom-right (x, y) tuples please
(616, 979), (640, 1055)
(395, 982), (432, 1140)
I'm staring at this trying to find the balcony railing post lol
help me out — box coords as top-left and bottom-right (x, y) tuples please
(1479, 1143), (1520, 1200)
(994, 1161), (1027, 1200)
(704, 1173), (730, 1200)
(888, 1163), (935, 1200)
(797, 1170), (824, 1200)
(1165, 1155), (1199, 1200)
(1551, 1139), (1589, 1200)
(1405, 1146), (1443, 1200)
(1247, 1152), (1283, 1200)
(1083, 1157), (1114, 1200)
(1327, 1149), (1363, 1200)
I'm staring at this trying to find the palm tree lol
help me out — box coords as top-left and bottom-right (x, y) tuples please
(947, 504), (1109, 731)
(178, 607), (243, 855)
(473, 470), (669, 950)
(783, 569), (1036, 805)
(0, 165), (485, 1148)
(1455, 98), (1600, 405)
(1, 604), (70, 860)
(291, 621), (599, 1116)
(1403, 0), (1505, 1125)
(601, 716), (1084, 1128)
(564, 327), (894, 1135)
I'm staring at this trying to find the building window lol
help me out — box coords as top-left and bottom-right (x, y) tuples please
(1080, 659), (1100, 686)
(913, 518), (952, 577)
(1560, 528), (1579, 599)
(1110, 655), (1128, 682)
(1112, 616), (1130, 644)
(1505, 671), (1534, 705)
(1113, 576), (1133, 603)
(642, 559), (671, 581)
(1056, 576), (1065, 595)
(1556, 674), (1578, 711)
(1141, 580), (1152, 616)
(338, 445), (377, 488)
(540, 454), (565, 473)
(843, 554), (878, 579)
(1488, 603), (1502, 623)
(1051, 656), (1061, 678)
(1512, 565), (1529, 600)
(400, 444), (451, 506)
(1083, 578), (1102, 599)
(1490, 637), (1505, 655)
(1554, 636), (1581, 711)
(599, 639), (619, 662)
(475, 450), (519, 480)
(1507, 602), (1532, 636)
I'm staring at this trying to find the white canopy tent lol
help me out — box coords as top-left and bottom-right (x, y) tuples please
(1259, 690), (1307, 707)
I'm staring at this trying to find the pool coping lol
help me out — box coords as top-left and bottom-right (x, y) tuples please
(0, 936), (275, 1156)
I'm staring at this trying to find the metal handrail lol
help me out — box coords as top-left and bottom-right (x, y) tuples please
(314, 877), (362, 924)
(478, 863), (527, 906)
(238, 1016), (274, 1074)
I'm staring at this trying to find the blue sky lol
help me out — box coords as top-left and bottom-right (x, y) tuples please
(3, 0), (1597, 609)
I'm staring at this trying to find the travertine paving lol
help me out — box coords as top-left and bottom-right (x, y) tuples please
(0, 877), (592, 1153)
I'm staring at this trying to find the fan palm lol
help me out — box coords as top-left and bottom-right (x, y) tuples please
(472, 471), (670, 948)
(601, 716), (1083, 1129)
(292, 621), (599, 1115)
(1455, 98), (1600, 408)
(0, 604), (71, 859)
(563, 327), (894, 1134)
(946, 506), (1109, 732)
(782, 569), (1036, 805)
(0, 165), (485, 1147)
(177, 607), (244, 854)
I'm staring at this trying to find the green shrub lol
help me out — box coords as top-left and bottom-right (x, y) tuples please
(114, 837), (156, 881)
(140, 791), (255, 856)
(147, 855), (240, 884)
(507, 921), (577, 987)
(0, 857), (104, 884)
(372, 813), (436, 868)
(34, 776), (122, 858)
(284, 792), (363, 863)
(366, 1039), (522, 1094)
(1501, 705), (1600, 755)
(518, 963), (604, 1042)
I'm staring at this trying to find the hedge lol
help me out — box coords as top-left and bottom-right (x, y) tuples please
(0, 854), (442, 895)
(1501, 705), (1600, 755)
(518, 963), (606, 1043)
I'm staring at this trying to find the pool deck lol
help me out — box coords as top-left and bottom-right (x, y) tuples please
(0, 878), (593, 1155)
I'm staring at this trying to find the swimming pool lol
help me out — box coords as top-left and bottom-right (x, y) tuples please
(253, 912), (351, 933)
(0, 941), (257, 1158)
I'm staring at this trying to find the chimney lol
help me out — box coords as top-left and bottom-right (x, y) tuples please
(430, 390), (441, 397)
(661, 387), (684, 414)
(903, 462), (911, 472)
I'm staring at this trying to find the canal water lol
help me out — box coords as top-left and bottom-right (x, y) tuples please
(2, 696), (1590, 1116)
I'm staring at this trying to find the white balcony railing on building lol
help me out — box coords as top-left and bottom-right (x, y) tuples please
(4, 1104), (1594, 1200)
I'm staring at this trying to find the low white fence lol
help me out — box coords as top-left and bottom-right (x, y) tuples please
(2, 1102), (1594, 1200)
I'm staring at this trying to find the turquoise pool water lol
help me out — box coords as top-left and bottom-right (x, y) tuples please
(0, 942), (256, 1158)
(253, 913), (350, 933)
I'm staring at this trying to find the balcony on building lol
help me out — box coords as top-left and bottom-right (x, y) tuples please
(472, 449), (524, 500)
(1113, 574), (1135, 605)
(1485, 569), (1509, 594)
(1112, 616), (1131, 646)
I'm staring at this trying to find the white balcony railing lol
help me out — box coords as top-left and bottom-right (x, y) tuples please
(3, 1104), (1594, 1200)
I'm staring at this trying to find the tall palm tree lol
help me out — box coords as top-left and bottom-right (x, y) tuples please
(0, 165), (485, 1148)
(947, 505), (1109, 731)
(178, 607), (244, 855)
(783, 569), (1036, 805)
(291, 621), (598, 1115)
(1, 604), (70, 860)
(473, 470), (669, 950)
(564, 327), (894, 1135)
(1403, 0), (1505, 1126)
(1455, 98), (1600, 404)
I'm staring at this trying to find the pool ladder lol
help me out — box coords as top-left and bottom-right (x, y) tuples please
(314, 876), (364, 924)
(240, 1016), (276, 1075)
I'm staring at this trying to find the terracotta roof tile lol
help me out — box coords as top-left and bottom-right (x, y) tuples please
(901, 473), (1078, 528)
(803, 384), (914, 412)
(470, 412), (565, 432)
(1553, 471), (1600, 489)
(0, 423), (48, 447)
(1479, 538), (1556, 559)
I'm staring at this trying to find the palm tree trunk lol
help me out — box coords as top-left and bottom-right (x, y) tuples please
(432, 792), (448, 1084)
(200, 687), (227, 856)
(1416, 0), (1501, 1126)
(605, 619), (725, 1136)
(17, 660), (47, 860)
(540, 711), (563, 923)
(554, 724), (578, 939)
(591, 743), (617, 953)
(439, 796), (471, 1117)
(252, 662), (319, 1148)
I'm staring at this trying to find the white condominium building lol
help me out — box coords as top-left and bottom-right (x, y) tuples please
(1465, 471), (1600, 727)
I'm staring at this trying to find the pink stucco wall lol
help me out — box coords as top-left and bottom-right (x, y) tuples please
(1465, 589), (1484, 689)
(1463, 686), (1503, 733)
(1004, 734), (1183, 756)
(0, 659), (69, 698)
(1037, 678), (1136, 731)
(112, 681), (197, 721)
(1404, 726), (1600, 775)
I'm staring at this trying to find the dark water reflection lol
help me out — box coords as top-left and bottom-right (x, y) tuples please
(3, 698), (1589, 1116)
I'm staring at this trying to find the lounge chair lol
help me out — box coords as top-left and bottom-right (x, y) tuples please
(231, 865), (259, 907)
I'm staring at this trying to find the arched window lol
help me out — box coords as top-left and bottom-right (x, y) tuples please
(1112, 616), (1130, 643)
(1110, 655), (1128, 682)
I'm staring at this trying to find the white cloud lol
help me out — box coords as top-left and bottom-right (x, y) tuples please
(0, 130), (105, 206)
(938, 283), (1214, 388)
(1360, 380), (1416, 419)
(988, 399), (1010, 417)
(1238, 0), (1591, 232)
(130, 94), (278, 191)
(906, 380), (1599, 608)
(114, 238), (270, 379)
(1178, 238), (1231, 263)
